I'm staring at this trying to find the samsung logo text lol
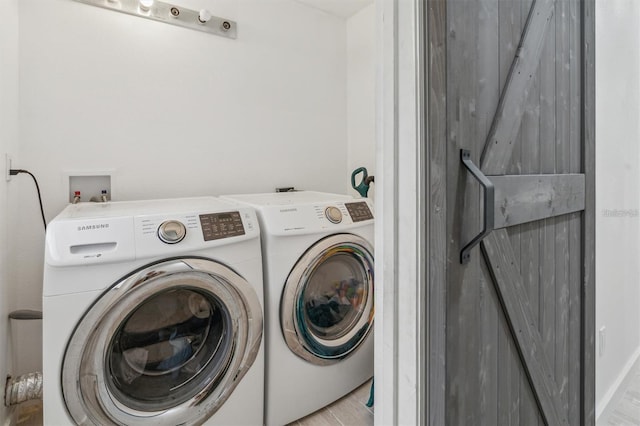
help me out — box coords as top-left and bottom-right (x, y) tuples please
(77, 224), (110, 231)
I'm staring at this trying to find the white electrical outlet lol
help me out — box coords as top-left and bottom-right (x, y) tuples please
(599, 326), (606, 357)
(5, 154), (12, 182)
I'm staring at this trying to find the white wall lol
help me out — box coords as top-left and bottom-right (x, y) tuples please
(0, 0), (19, 422)
(10, 0), (349, 375)
(346, 3), (375, 199)
(595, 0), (640, 417)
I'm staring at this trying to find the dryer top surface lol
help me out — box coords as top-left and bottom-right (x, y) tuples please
(221, 191), (355, 207)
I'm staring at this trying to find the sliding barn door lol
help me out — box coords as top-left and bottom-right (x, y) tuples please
(427, 0), (595, 425)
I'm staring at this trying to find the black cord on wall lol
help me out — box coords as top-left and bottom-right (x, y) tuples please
(10, 169), (47, 231)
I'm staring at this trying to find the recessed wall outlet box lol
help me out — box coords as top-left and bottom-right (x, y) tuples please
(66, 171), (114, 203)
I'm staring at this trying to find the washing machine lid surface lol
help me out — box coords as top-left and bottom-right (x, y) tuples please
(53, 197), (236, 220)
(45, 197), (260, 270)
(61, 257), (262, 425)
(281, 233), (374, 365)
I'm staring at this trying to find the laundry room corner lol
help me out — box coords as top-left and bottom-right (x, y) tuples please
(346, 3), (376, 200)
(0, 0), (20, 422)
(6, 0), (377, 379)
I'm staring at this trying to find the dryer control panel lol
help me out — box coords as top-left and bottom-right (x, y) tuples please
(257, 199), (374, 236)
(312, 202), (374, 225)
(344, 202), (374, 222)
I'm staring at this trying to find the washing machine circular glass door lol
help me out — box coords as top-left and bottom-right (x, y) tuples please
(62, 257), (262, 426)
(281, 233), (374, 365)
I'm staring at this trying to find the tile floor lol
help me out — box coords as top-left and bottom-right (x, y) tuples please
(289, 379), (374, 426)
(14, 400), (42, 426)
(598, 357), (640, 425)
(12, 379), (374, 426)
(25, 366), (640, 426)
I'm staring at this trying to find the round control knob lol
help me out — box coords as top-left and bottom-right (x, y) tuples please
(325, 206), (343, 224)
(158, 220), (186, 244)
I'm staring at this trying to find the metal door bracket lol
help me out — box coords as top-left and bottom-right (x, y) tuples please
(460, 149), (495, 264)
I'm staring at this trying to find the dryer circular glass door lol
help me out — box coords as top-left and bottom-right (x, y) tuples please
(62, 258), (262, 426)
(281, 234), (374, 365)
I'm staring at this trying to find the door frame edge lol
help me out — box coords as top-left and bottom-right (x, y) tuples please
(581, 0), (596, 423)
(374, 0), (428, 424)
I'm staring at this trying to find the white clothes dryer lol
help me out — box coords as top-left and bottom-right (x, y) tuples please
(42, 197), (264, 426)
(221, 192), (374, 426)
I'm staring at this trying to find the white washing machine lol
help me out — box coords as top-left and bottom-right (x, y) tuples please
(221, 191), (374, 426)
(42, 197), (264, 426)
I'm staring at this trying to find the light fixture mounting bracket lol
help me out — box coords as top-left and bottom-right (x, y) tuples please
(72, 0), (237, 39)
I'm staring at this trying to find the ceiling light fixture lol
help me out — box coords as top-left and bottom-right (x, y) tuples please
(71, 0), (237, 39)
(139, 0), (154, 12)
(198, 9), (212, 24)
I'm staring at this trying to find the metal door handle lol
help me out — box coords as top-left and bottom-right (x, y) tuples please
(460, 149), (494, 264)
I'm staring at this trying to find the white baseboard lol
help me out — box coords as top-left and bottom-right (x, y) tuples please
(596, 345), (640, 421)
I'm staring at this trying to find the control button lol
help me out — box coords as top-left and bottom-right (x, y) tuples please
(158, 220), (187, 244)
(325, 206), (343, 224)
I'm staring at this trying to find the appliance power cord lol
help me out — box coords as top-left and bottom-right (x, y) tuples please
(9, 169), (47, 231)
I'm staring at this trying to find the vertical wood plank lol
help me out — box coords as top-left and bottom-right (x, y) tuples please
(581, 0), (596, 422)
(540, 0), (556, 369)
(427, 0), (447, 424)
(498, 317), (521, 425)
(476, 0), (500, 424)
(479, 260), (499, 425)
(499, 1), (522, 420)
(520, 0), (541, 324)
(503, 0), (522, 178)
(503, 0), (522, 261)
(445, 0), (481, 422)
(528, 1), (543, 422)
(517, 0), (544, 422)
(568, 0), (582, 424)
(568, 209), (581, 426)
(519, 69), (543, 426)
(538, 5), (559, 424)
(519, 0), (548, 425)
(555, 0), (571, 423)
(554, 209), (570, 426)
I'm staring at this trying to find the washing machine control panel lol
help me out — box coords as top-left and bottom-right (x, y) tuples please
(199, 211), (246, 241)
(134, 208), (258, 257)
